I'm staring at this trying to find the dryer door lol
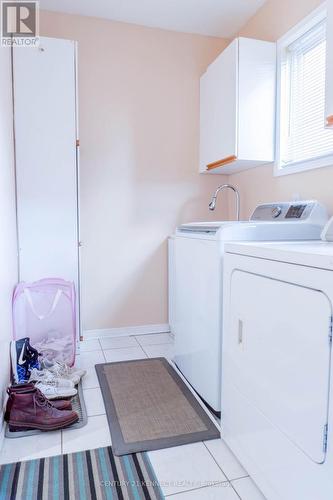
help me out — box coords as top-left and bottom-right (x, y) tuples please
(228, 270), (332, 464)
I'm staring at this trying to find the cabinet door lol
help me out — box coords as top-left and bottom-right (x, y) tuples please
(238, 38), (276, 161)
(227, 270), (331, 464)
(13, 37), (79, 288)
(199, 40), (238, 172)
(325, 0), (333, 127)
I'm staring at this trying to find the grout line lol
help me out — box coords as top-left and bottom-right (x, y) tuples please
(136, 344), (173, 358)
(203, 442), (250, 488)
(134, 333), (173, 347)
(102, 348), (107, 363)
(164, 480), (231, 497)
(132, 336), (141, 347)
(101, 347), (149, 359)
(202, 442), (248, 484)
(79, 348), (103, 353)
(229, 479), (243, 500)
(96, 334), (173, 350)
(231, 475), (250, 482)
(101, 345), (145, 351)
(136, 340), (173, 348)
(138, 344), (149, 359)
(139, 343), (173, 349)
(202, 441), (232, 480)
(100, 341), (172, 352)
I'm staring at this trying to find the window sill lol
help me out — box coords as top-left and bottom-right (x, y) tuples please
(274, 154), (333, 176)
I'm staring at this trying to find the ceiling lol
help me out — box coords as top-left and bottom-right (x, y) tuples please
(39, 0), (266, 38)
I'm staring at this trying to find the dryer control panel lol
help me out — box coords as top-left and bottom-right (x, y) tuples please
(250, 201), (326, 224)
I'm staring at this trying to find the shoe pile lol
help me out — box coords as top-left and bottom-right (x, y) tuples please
(6, 337), (86, 432)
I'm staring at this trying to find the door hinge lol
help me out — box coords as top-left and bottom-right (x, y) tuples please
(329, 316), (333, 344)
(323, 424), (328, 453)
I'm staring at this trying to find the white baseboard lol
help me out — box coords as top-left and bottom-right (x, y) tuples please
(83, 323), (170, 340)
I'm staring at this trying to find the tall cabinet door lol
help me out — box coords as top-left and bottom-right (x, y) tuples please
(199, 39), (238, 172)
(13, 37), (80, 325)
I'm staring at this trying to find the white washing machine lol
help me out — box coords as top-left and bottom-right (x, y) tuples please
(172, 201), (327, 414)
(222, 240), (333, 500)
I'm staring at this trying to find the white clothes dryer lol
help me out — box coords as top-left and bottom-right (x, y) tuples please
(222, 240), (333, 500)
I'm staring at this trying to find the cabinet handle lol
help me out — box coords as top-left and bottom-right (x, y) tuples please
(238, 319), (243, 344)
(326, 115), (333, 127)
(206, 155), (237, 171)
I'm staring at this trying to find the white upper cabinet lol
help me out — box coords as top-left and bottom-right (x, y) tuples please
(200, 37), (276, 174)
(325, 0), (333, 127)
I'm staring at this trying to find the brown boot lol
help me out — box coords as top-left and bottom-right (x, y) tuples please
(5, 384), (72, 421)
(10, 384), (73, 410)
(8, 387), (78, 431)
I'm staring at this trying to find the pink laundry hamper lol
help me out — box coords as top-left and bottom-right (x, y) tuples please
(13, 278), (77, 367)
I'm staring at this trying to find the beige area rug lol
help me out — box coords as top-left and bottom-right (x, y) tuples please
(96, 358), (220, 456)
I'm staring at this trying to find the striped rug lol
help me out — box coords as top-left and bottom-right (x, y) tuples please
(0, 446), (164, 500)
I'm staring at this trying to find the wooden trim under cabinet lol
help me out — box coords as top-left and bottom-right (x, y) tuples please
(206, 155), (237, 171)
(326, 115), (333, 127)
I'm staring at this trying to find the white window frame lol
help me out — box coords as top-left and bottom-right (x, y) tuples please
(274, 2), (333, 176)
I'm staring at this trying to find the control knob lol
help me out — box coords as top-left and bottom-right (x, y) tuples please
(272, 206), (282, 218)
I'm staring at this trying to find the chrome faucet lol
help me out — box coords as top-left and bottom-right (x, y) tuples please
(209, 184), (240, 221)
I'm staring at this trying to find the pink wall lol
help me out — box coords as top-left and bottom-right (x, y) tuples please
(228, 0), (331, 219)
(40, 1), (328, 331)
(40, 11), (228, 330)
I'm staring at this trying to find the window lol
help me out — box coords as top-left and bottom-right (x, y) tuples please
(276, 6), (333, 175)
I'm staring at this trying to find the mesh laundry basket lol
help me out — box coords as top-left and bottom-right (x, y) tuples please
(13, 278), (76, 366)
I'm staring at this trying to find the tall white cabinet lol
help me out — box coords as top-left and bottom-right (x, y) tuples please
(13, 37), (81, 334)
(200, 37), (276, 174)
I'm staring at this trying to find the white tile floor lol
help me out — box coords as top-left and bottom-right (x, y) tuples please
(0, 333), (266, 499)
